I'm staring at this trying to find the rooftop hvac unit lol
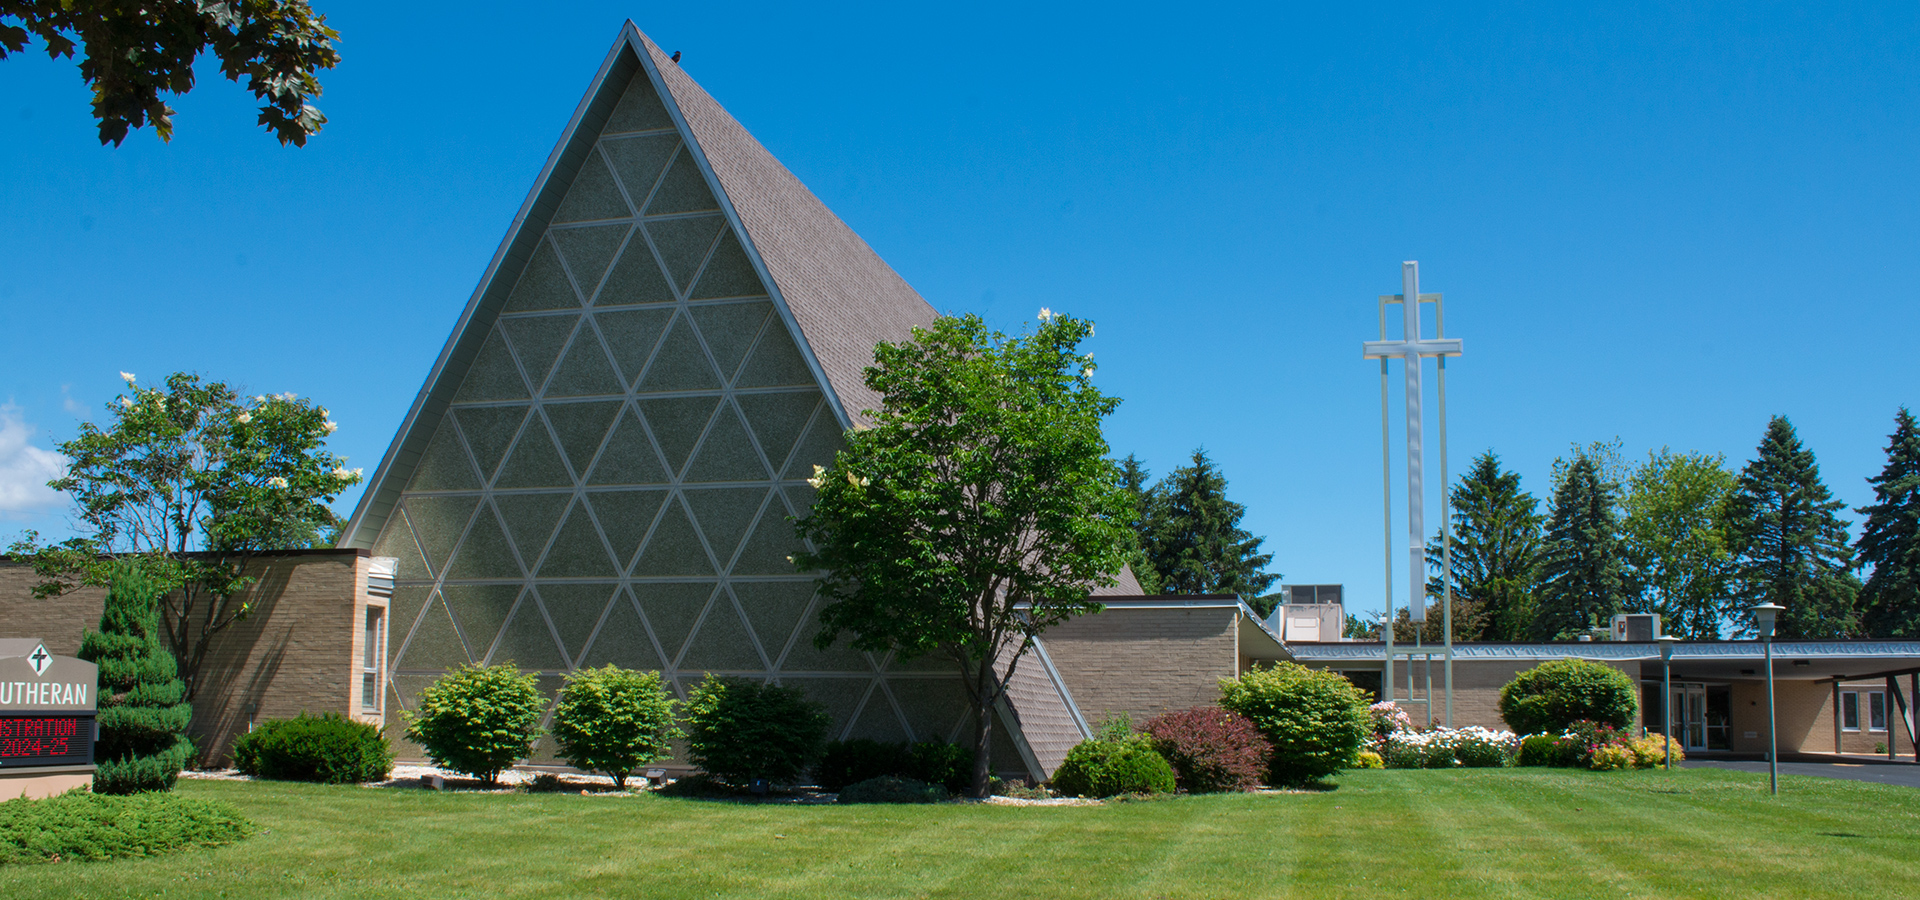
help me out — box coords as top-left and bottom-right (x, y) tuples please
(1610, 613), (1661, 642)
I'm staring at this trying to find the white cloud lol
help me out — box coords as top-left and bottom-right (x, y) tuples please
(0, 404), (66, 519)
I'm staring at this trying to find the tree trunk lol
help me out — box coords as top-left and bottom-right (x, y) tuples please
(969, 691), (995, 798)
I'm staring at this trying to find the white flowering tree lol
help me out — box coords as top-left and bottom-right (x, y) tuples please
(8, 372), (361, 699)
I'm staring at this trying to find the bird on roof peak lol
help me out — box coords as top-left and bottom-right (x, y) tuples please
(670, 51), (682, 63)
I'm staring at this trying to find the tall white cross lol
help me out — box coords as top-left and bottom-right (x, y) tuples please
(1363, 261), (1461, 622)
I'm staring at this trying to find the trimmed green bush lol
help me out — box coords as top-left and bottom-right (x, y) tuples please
(836, 775), (949, 804)
(819, 739), (912, 791)
(0, 789), (251, 864)
(1051, 735), (1177, 798)
(906, 741), (974, 795)
(683, 674), (830, 786)
(230, 713), (392, 784)
(1498, 659), (1638, 736)
(1516, 734), (1560, 767)
(549, 666), (680, 789)
(403, 662), (545, 785)
(1218, 662), (1371, 787)
(79, 566), (194, 794)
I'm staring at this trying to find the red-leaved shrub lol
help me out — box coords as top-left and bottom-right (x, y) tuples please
(1141, 706), (1271, 793)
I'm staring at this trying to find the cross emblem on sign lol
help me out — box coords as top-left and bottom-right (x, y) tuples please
(28, 644), (50, 676)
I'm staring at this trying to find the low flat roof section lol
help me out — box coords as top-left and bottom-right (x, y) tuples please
(1290, 640), (1920, 681)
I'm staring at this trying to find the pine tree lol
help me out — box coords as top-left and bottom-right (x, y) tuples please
(1425, 452), (1545, 641)
(79, 565), (195, 793)
(1725, 416), (1860, 639)
(1118, 454), (1162, 595)
(1532, 453), (1628, 640)
(1142, 449), (1279, 610)
(1857, 408), (1920, 637)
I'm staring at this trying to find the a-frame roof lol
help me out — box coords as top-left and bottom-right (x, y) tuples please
(343, 23), (935, 550)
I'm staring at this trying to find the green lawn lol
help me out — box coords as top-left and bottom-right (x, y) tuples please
(2, 767), (1915, 899)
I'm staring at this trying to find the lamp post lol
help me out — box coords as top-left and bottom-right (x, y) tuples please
(1658, 635), (1680, 770)
(1753, 602), (1784, 795)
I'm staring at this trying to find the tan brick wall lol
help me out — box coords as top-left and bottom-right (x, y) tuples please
(1041, 606), (1237, 727)
(1319, 657), (1643, 733)
(0, 553), (370, 765)
(1793, 679), (1919, 756)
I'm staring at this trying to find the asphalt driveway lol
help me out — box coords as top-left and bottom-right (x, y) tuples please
(1684, 758), (1920, 788)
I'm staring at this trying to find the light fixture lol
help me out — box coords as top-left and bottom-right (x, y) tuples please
(1752, 602), (1785, 795)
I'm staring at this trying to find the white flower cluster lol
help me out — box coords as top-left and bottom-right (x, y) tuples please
(1380, 726), (1520, 769)
(267, 476), (289, 489)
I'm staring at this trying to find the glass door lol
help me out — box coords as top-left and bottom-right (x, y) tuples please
(1671, 683), (1709, 751)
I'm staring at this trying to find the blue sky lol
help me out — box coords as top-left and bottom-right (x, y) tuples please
(2, 2), (1915, 622)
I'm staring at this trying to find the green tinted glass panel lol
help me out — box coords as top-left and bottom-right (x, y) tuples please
(604, 133), (679, 200)
(637, 313), (721, 393)
(445, 503), (523, 581)
(493, 420), (573, 489)
(490, 599), (565, 670)
(643, 216), (725, 294)
(848, 689), (911, 743)
(738, 392), (821, 477)
(406, 424), (478, 492)
(597, 232), (677, 307)
(544, 400), (621, 476)
(596, 308), (673, 384)
(732, 581), (817, 669)
(689, 301), (772, 383)
(730, 496), (807, 576)
(782, 409), (846, 479)
(778, 631), (874, 674)
(776, 677), (872, 734)
(453, 329), (530, 403)
(491, 492), (570, 566)
(545, 331), (624, 398)
(503, 240), (580, 313)
(634, 582), (718, 666)
(388, 587), (433, 651)
(397, 595), (470, 670)
(451, 405), (530, 483)
(677, 594), (765, 672)
(604, 78), (675, 134)
(538, 502), (618, 579)
(551, 153), (632, 224)
(440, 584), (524, 663)
(637, 396), (718, 477)
(683, 487), (768, 570)
(501, 314), (579, 394)
(587, 408), (669, 486)
(552, 225), (630, 299)
(535, 583), (618, 663)
(883, 678), (970, 744)
(644, 150), (720, 215)
(684, 406), (771, 484)
(736, 321), (817, 388)
(580, 591), (665, 671)
(401, 496), (479, 576)
(689, 231), (767, 300)
(584, 489), (666, 569)
(629, 497), (714, 576)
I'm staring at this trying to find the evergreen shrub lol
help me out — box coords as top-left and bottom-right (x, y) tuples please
(549, 666), (680, 789)
(1141, 706), (1270, 793)
(0, 790), (251, 863)
(1218, 662), (1371, 787)
(230, 713), (392, 783)
(683, 675), (830, 786)
(836, 775), (949, 804)
(1515, 734), (1560, 767)
(818, 739), (911, 791)
(80, 566), (194, 794)
(403, 662), (545, 785)
(1498, 659), (1638, 736)
(1051, 735), (1176, 797)
(906, 741), (975, 795)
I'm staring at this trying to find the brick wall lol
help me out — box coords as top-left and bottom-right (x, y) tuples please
(0, 553), (371, 765)
(1041, 606), (1238, 727)
(1786, 679), (1918, 757)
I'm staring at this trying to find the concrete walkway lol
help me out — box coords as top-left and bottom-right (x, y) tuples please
(1684, 758), (1920, 788)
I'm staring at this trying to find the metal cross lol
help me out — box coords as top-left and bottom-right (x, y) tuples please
(29, 645), (50, 676)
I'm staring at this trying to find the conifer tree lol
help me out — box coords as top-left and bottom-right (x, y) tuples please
(1425, 452), (1545, 641)
(1532, 453), (1628, 640)
(1141, 449), (1278, 611)
(1726, 416), (1860, 638)
(79, 565), (195, 793)
(1118, 454), (1163, 595)
(1857, 408), (1920, 637)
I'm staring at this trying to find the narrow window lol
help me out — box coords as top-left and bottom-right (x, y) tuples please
(1868, 691), (1888, 733)
(1841, 691), (1859, 731)
(363, 607), (386, 716)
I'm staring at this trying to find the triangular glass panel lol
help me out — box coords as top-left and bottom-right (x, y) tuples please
(543, 400), (621, 477)
(732, 581), (818, 670)
(396, 593), (470, 670)
(587, 408), (669, 486)
(642, 215), (725, 294)
(373, 513), (430, 582)
(596, 230), (677, 307)
(777, 628), (875, 674)
(730, 495), (808, 576)
(629, 496), (716, 576)
(552, 225), (631, 299)
(781, 407), (846, 479)
(636, 396), (719, 477)
(538, 501), (619, 579)
(633, 582), (719, 667)
(738, 391), (821, 478)
(886, 678), (973, 745)
(545, 332), (623, 399)
(644, 149), (720, 215)
(689, 230), (768, 300)
(503, 239), (581, 312)
(637, 313), (723, 393)
(399, 496), (479, 577)
(676, 592), (766, 672)
(406, 423), (479, 492)
(453, 328), (531, 403)
(683, 488), (770, 571)
(440, 584), (524, 665)
(580, 590), (667, 671)
(492, 419), (574, 489)
(683, 404), (772, 484)
(584, 489), (667, 569)
(451, 405), (530, 484)
(489, 597), (566, 670)
(501, 314), (579, 394)
(735, 320), (818, 388)
(534, 583), (618, 665)
(491, 492), (570, 566)
(689, 301), (772, 383)
(847, 686), (912, 743)
(595, 308), (673, 384)
(603, 75), (676, 134)
(389, 586), (432, 650)
(603, 132), (679, 197)
(777, 677), (872, 734)
(445, 502), (523, 581)
(551, 152), (633, 224)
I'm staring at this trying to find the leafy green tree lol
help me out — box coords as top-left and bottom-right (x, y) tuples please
(9, 373), (360, 700)
(404, 663), (545, 786)
(1532, 453), (1628, 640)
(1118, 454), (1162, 595)
(1141, 449), (1279, 612)
(1857, 408), (1920, 638)
(80, 565), (194, 794)
(1424, 451), (1544, 641)
(682, 674), (830, 787)
(549, 666), (681, 789)
(1342, 613), (1381, 640)
(0, 0), (340, 145)
(1620, 449), (1737, 639)
(1217, 662), (1370, 787)
(795, 312), (1133, 797)
(1725, 417), (1860, 639)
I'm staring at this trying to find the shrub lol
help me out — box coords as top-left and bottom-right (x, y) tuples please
(1378, 727), (1518, 769)
(836, 775), (949, 804)
(549, 666), (680, 789)
(0, 790), (252, 864)
(1498, 659), (1638, 736)
(1515, 734), (1560, 767)
(230, 713), (393, 784)
(80, 566), (194, 794)
(403, 662), (546, 785)
(683, 674), (830, 786)
(907, 741), (974, 795)
(1589, 742), (1634, 771)
(1141, 706), (1271, 793)
(1368, 701), (1415, 740)
(1630, 734), (1685, 768)
(1351, 749), (1384, 769)
(1051, 735), (1177, 798)
(818, 739), (911, 792)
(1218, 662), (1371, 787)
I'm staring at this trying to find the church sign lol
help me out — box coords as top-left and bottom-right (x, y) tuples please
(0, 640), (96, 771)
